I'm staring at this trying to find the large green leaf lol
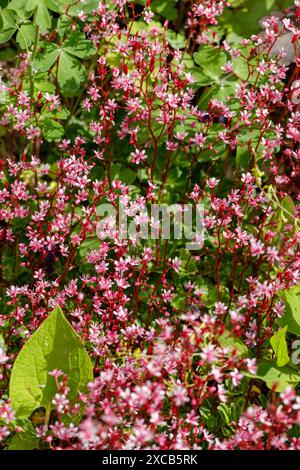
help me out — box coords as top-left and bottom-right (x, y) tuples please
(270, 326), (290, 367)
(9, 305), (93, 418)
(63, 32), (97, 59)
(33, 42), (60, 72)
(244, 361), (300, 392)
(193, 45), (227, 81)
(0, 8), (17, 44)
(16, 22), (35, 49)
(279, 285), (300, 336)
(57, 50), (86, 94)
(8, 0), (61, 32)
(219, 0), (293, 39)
(35, 2), (51, 32)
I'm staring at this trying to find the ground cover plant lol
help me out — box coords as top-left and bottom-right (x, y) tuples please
(0, 0), (300, 450)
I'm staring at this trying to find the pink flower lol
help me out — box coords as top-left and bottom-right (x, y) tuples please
(130, 149), (147, 164)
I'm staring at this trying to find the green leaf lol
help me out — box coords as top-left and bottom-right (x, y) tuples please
(110, 163), (136, 185)
(9, 305), (93, 418)
(219, 330), (248, 358)
(68, 0), (98, 16)
(0, 8), (17, 44)
(5, 0), (28, 10)
(8, 420), (39, 450)
(35, 3), (51, 33)
(8, 0), (60, 32)
(236, 146), (252, 170)
(57, 14), (74, 38)
(33, 77), (56, 93)
(279, 285), (300, 336)
(42, 118), (64, 142)
(193, 45), (227, 81)
(166, 31), (186, 50)
(270, 326), (290, 367)
(244, 361), (300, 392)
(57, 51), (86, 95)
(33, 42), (60, 72)
(0, 47), (16, 60)
(151, 0), (177, 20)
(63, 32), (97, 59)
(79, 237), (100, 259)
(182, 54), (214, 86)
(16, 22), (35, 49)
(280, 195), (295, 225)
(42, 106), (69, 120)
(217, 403), (231, 426)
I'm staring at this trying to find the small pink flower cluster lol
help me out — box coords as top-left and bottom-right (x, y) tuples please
(0, 0), (299, 450)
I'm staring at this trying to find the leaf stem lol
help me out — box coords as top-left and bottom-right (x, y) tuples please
(29, 22), (40, 101)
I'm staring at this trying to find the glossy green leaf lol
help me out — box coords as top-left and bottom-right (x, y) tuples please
(236, 146), (252, 169)
(42, 107), (69, 120)
(244, 361), (300, 392)
(270, 326), (290, 367)
(68, 0), (98, 16)
(281, 196), (296, 225)
(279, 285), (300, 336)
(5, 0), (28, 10)
(9, 305), (93, 418)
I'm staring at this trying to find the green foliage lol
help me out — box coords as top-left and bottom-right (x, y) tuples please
(8, 420), (39, 450)
(7, 0), (62, 33)
(219, 330), (248, 358)
(9, 305), (93, 418)
(137, 0), (178, 20)
(42, 117), (65, 142)
(270, 326), (290, 367)
(219, 0), (293, 41)
(193, 45), (227, 83)
(279, 285), (300, 336)
(0, 8), (18, 43)
(245, 361), (300, 392)
(34, 33), (96, 95)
